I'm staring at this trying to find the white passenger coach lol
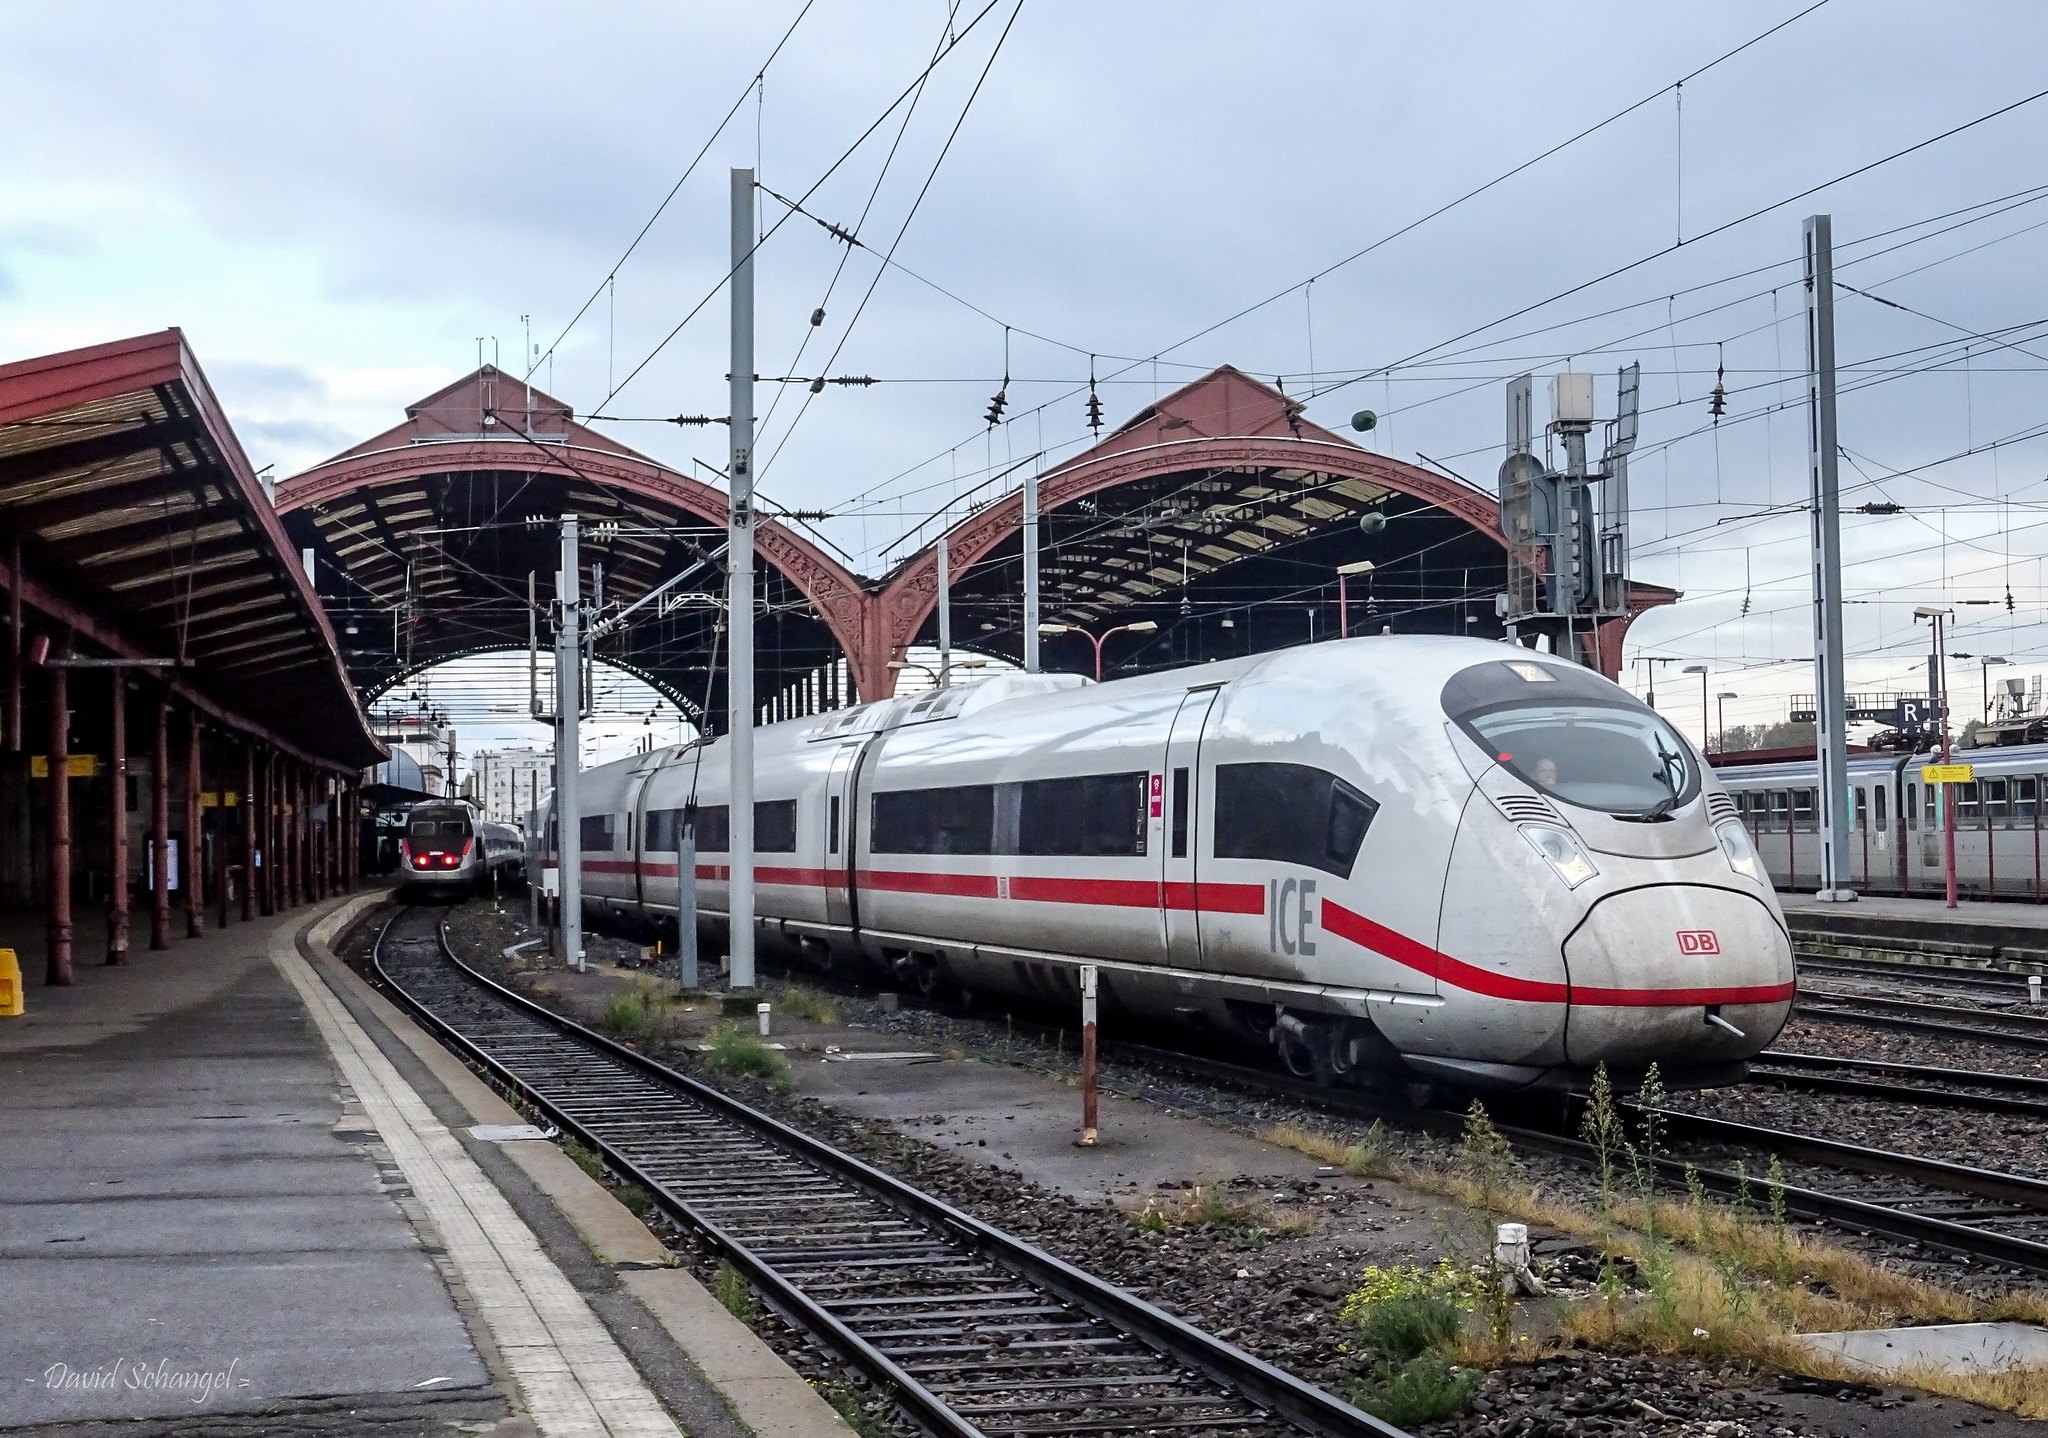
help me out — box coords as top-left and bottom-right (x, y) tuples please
(540, 637), (1795, 1091)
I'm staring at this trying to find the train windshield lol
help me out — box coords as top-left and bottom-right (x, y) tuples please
(408, 808), (473, 844)
(1443, 659), (1699, 818)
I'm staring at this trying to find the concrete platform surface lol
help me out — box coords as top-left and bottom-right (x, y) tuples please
(0, 901), (493, 1429)
(1798, 1321), (2048, 1376)
(1780, 890), (2048, 933)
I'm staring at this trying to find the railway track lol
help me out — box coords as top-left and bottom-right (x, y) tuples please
(370, 905), (1408, 1438)
(1042, 1037), (2048, 1279)
(1795, 988), (2048, 1052)
(1796, 955), (2040, 1001)
(1749, 1050), (2048, 1118)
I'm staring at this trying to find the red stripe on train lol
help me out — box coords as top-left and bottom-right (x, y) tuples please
(1320, 899), (1795, 1008)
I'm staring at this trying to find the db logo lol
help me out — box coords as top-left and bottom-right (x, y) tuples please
(1677, 930), (1721, 956)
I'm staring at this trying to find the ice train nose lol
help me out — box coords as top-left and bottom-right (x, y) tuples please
(1561, 885), (1795, 1067)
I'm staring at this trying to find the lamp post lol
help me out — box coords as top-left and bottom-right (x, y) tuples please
(1917, 606), (1957, 908)
(1683, 664), (1709, 755)
(1336, 560), (1376, 639)
(1039, 620), (1158, 681)
(1716, 692), (1738, 755)
(1979, 655), (2010, 721)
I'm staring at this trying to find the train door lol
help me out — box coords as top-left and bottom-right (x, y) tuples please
(1159, 686), (1219, 969)
(822, 739), (866, 933)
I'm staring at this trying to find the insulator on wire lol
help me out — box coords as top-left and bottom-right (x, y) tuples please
(1708, 344), (1727, 422)
(984, 386), (1008, 428)
(1086, 359), (1104, 433)
(809, 376), (826, 394)
(810, 307), (826, 327)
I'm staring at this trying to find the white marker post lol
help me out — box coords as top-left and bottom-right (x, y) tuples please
(1079, 964), (1099, 1146)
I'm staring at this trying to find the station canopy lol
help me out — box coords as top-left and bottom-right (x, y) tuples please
(274, 369), (873, 730)
(0, 330), (381, 767)
(872, 367), (1674, 683)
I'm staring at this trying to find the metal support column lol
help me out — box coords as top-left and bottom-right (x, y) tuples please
(184, 709), (204, 936)
(107, 671), (129, 965)
(242, 741), (256, 921)
(727, 165), (757, 992)
(151, 696), (170, 948)
(46, 641), (72, 985)
(937, 531), (952, 687)
(1022, 466), (1041, 673)
(6, 539), (20, 750)
(557, 516), (585, 972)
(1804, 213), (1856, 902)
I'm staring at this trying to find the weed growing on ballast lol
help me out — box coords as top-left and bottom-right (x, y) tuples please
(711, 1260), (756, 1322)
(702, 1024), (792, 1089)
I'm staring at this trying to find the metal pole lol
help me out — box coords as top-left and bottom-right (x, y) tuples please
(46, 641), (72, 985)
(558, 515), (585, 971)
(1717, 694), (1727, 757)
(151, 697), (170, 946)
(1078, 964), (1099, 1146)
(242, 741), (255, 920)
(1938, 615), (1958, 909)
(1023, 465), (1040, 673)
(1091, 632), (1105, 683)
(6, 540), (19, 750)
(1699, 670), (1709, 759)
(185, 710), (204, 935)
(1804, 214), (1855, 903)
(936, 532), (952, 688)
(108, 671), (129, 965)
(1338, 573), (1348, 639)
(728, 165), (757, 993)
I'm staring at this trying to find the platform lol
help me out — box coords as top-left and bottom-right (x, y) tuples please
(0, 895), (852, 1438)
(1780, 890), (2048, 964)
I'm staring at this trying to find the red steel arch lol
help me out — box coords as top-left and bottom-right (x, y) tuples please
(276, 437), (875, 696)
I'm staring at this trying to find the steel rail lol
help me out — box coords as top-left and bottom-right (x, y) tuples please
(1796, 992), (2048, 1052)
(369, 907), (1410, 1438)
(1795, 957), (2035, 996)
(1748, 1051), (2048, 1116)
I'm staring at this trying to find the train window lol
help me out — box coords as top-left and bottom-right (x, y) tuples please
(1792, 789), (1816, 830)
(829, 795), (841, 855)
(1986, 779), (2010, 822)
(644, 809), (679, 851)
(1171, 768), (1190, 858)
(580, 814), (615, 852)
(1018, 773), (1147, 858)
(1442, 661), (1697, 817)
(1766, 791), (1787, 830)
(1959, 782), (1982, 823)
(1853, 789), (1868, 832)
(871, 785), (995, 855)
(1874, 786), (1887, 833)
(1925, 783), (1937, 828)
(2019, 778), (2039, 820)
(756, 800), (798, 853)
(688, 805), (731, 853)
(1214, 762), (1378, 879)
(408, 807), (472, 840)
(1906, 783), (1918, 831)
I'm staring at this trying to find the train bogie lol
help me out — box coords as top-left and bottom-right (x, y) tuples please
(538, 639), (1796, 1090)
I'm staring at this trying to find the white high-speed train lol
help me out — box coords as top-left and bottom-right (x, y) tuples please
(539, 637), (1795, 1091)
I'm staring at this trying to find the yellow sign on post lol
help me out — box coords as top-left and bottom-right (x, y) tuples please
(0, 949), (22, 1017)
(28, 755), (100, 779)
(1922, 763), (1976, 785)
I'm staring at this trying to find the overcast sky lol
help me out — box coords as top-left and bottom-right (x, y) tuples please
(7, 1), (2048, 760)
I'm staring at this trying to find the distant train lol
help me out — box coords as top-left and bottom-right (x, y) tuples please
(1719, 740), (2048, 899)
(400, 800), (524, 896)
(537, 637), (1795, 1092)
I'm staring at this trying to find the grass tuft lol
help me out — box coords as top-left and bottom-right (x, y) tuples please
(1350, 1354), (1479, 1428)
(1130, 1185), (1316, 1237)
(712, 1259), (757, 1322)
(774, 984), (842, 1025)
(599, 989), (668, 1043)
(703, 1024), (792, 1088)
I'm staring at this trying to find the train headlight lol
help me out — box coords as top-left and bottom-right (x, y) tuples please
(1522, 824), (1598, 889)
(1715, 819), (1765, 883)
